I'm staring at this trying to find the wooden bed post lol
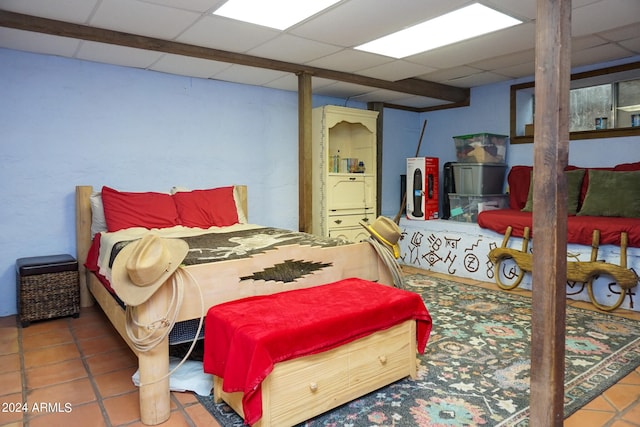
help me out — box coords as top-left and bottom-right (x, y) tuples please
(530, 0), (571, 425)
(136, 281), (172, 425)
(75, 185), (95, 307)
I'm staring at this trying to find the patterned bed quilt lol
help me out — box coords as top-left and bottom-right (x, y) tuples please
(87, 224), (350, 284)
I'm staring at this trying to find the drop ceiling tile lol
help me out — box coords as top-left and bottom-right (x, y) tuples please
(340, 88), (451, 109)
(469, 49), (535, 72)
(305, 49), (392, 73)
(313, 80), (378, 99)
(597, 22), (640, 43)
(211, 64), (289, 86)
(343, 88), (408, 103)
(571, 43), (638, 68)
(0, 0), (99, 23)
(290, 0), (469, 47)
(409, 22), (536, 69)
(446, 71), (512, 88)
(482, 0), (536, 21)
(572, 0), (640, 37)
(357, 61), (437, 82)
(619, 37), (640, 54)
(263, 74), (337, 92)
(75, 41), (163, 69)
(418, 66), (483, 84)
(260, 74), (297, 92)
(149, 54), (231, 78)
(393, 96), (452, 109)
(176, 15), (279, 53)
(572, 35), (610, 51)
(494, 61), (536, 80)
(90, 0), (201, 39)
(0, 28), (81, 57)
(247, 34), (342, 64)
(140, 0), (225, 13)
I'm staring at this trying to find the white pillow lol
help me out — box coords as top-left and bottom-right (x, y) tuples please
(89, 192), (107, 237)
(233, 186), (248, 224)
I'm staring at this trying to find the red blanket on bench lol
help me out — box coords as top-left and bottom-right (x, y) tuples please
(203, 278), (432, 425)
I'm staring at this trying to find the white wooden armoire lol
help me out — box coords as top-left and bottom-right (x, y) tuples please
(311, 105), (379, 242)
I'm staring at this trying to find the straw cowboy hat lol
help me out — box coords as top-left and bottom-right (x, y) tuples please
(112, 234), (189, 306)
(361, 216), (401, 258)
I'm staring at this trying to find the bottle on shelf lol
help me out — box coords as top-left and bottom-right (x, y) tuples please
(333, 150), (341, 173)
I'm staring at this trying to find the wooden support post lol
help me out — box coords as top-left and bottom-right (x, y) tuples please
(530, 0), (571, 426)
(298, 71), (313, 233)
(369, 102), (384, 217)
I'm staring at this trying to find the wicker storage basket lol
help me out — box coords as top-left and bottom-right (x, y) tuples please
(16, 254), (80, 327)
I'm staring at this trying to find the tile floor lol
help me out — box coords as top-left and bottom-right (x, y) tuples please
(1, 269), (638, 427)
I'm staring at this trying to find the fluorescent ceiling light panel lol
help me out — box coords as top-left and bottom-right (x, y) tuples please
(213, 0), (341, 30)
(355, 3), (522, 58)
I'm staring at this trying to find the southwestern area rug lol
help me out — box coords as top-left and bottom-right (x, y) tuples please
(196, 274), (640, 426)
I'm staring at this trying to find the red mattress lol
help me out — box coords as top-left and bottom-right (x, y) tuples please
(203, 278), (432, 425)
(478, 209), (640, 248)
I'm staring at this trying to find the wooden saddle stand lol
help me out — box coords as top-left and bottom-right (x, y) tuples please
(489, 226), (639, 311)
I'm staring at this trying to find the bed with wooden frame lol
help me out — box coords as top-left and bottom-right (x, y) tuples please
(75, 184), (394, 425)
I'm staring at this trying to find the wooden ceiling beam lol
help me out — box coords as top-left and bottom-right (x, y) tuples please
(0, 10), (470, 104)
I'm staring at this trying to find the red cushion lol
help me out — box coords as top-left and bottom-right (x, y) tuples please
(614, 161), (640, 171)
(101, 186), (180, 232)
(477, 209), (533, 238)
(478, 209), (640, 247)
(172, 186), (239, 228)
(507, 166), (532, 210)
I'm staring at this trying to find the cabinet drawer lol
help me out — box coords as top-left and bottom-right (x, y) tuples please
(348, 321), (413, 390)
(265, 321), (413, 426)
(327, 212), (373, 229)
(267, 353), (350, 423)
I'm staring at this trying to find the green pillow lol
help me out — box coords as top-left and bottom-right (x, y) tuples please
(577, 169), (640, 217)
(521, 169), (585, 215)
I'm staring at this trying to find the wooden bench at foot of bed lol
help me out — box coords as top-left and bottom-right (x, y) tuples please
(214, 319), (416, 427)
(204, 278), (432, 427)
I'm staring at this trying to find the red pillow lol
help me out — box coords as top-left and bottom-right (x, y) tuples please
(172, 187), (239, 228)
(507, 165), (532, 210)
(101, 186), (181, 232)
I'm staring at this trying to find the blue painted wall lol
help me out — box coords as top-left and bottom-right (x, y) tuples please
(0, 48), (351, 316)
(1, 47), (639, 315)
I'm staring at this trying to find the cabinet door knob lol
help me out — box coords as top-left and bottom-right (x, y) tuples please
(361, 218), (369, 223)
(378, 355), (387, 365)
(334, 219), (342, 225)
(309, 382), (318, 392)
(349, 177), (356, 181)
